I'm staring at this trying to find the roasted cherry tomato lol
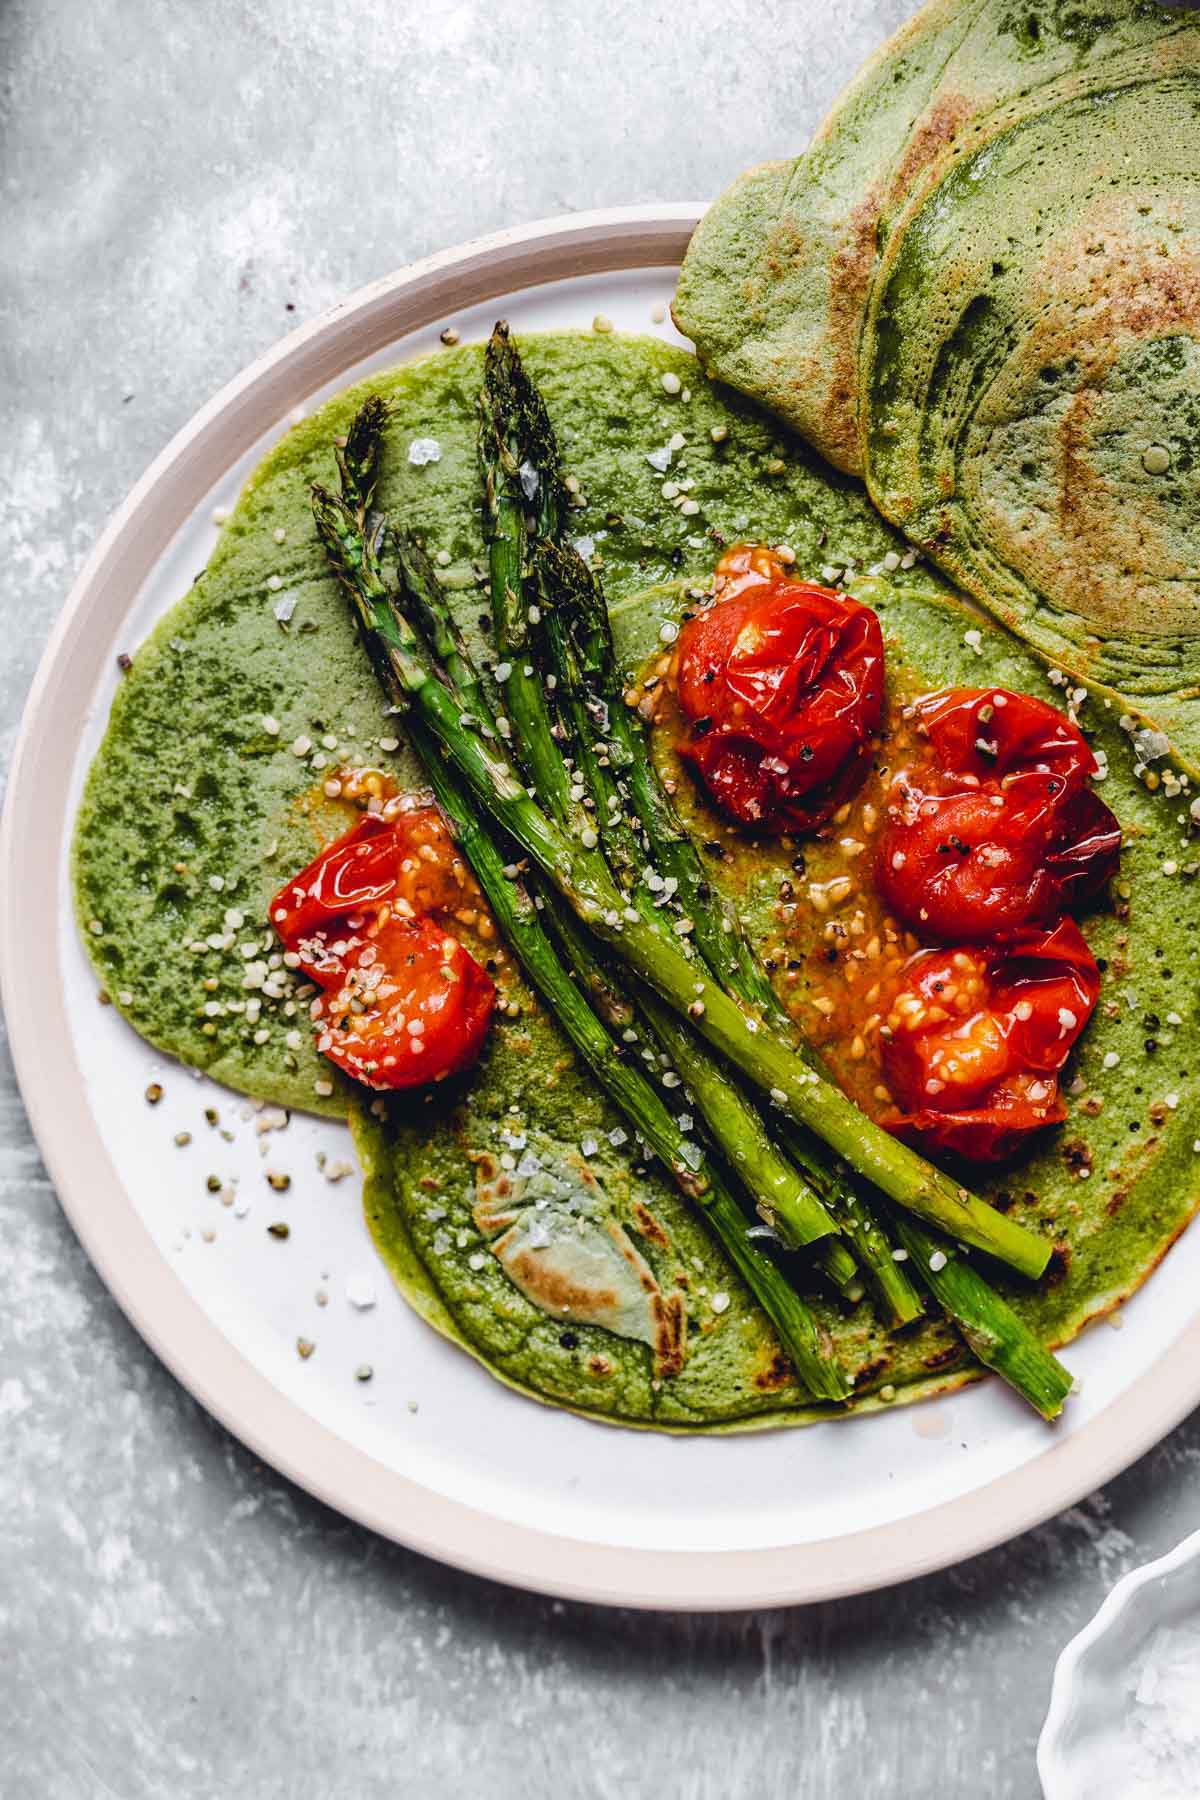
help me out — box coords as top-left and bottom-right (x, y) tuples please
(880, 918), (1100, 1161)
(876, 686), (1121, 942)
(673, 543), (884, 833)
(271, 811), (495, 1091)
(271, 807), (471, 952)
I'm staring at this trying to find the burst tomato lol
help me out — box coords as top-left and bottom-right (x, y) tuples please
(876, 686), (1121, 941)
(270, 810), (495, 1091)
(673, 544), (884, 833)
(880, 918), (1100, 1161)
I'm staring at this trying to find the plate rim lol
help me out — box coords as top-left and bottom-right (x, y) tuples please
(5, 202), (1200, 1610)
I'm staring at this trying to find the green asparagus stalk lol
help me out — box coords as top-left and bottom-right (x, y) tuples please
(550, 546), (1074, 1393)
(310, 491), (848, 1402)
(888, 1215), (1073, 1421)
(539, 539), (919, 1320)
(478, 343), (852, 1260)
(518, 537), (860, 1293)
(313, 400), (1050, 1285)
(478, 327), (584, 835)
(396, 529), (843, 1259)
(486, 347), (919, 1320)
(424, 733), (849, 1399)
(489, 342), (1076, 1405)
(373, 549), (1047, 1273)
(474, 381), (866, 1283)
(839, 1193), (926, 1326)
(477, 337), (868, 1299)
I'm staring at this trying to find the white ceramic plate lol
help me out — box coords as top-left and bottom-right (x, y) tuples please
(5, 206), (1200, 1610)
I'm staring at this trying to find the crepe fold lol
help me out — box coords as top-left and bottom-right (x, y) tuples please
(674, 0), (1200, 763)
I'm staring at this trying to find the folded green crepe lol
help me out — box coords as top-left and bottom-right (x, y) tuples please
(674, 0), (1200, 765)
(74, 335), (1200, 1428)
(863, 57), (1200, 764)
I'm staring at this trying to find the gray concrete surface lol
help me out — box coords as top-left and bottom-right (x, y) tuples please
(2, 3), (1198, 1795)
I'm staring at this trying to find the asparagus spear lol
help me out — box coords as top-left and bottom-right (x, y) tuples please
(839, 1193), (926, 1326)
(474, 384), (863, 1287)
(338, 526), (1048, 1276)
(396, 530), (844, 1260)
(514, 537), (860, 1294)
(528, 558), (1079, 1404)
(310, 497), (848, 1403)
(478, 325), (584, 836)
(527, 498), (1074, 1409)
(313, 401), (1050, 1284)
(485, 342), (920, 1321)
(478, 334), (874, 1298)
(486, 337), (1077, 1403)
(889, 1216), (1073, 1421)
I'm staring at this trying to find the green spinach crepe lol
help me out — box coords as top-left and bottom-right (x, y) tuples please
(674, 0), (1200, 766)
(75, 334), (1200, 1428)
(862, 57), (1200, 762)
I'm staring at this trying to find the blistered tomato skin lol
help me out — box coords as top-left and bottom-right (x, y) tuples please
(673, 544), (884, 834)
(270, 810), (496, 1091)
(880, 918), (1100, 1161)
(877, 687), (1121, 942)
(309, 915), (495, 1090)
(271, 819), (407, 954)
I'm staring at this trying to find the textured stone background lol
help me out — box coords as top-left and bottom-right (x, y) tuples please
(3, 3), (1199, 1795)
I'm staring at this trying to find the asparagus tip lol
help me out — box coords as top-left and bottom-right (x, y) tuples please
(334, 393), (389, 518)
